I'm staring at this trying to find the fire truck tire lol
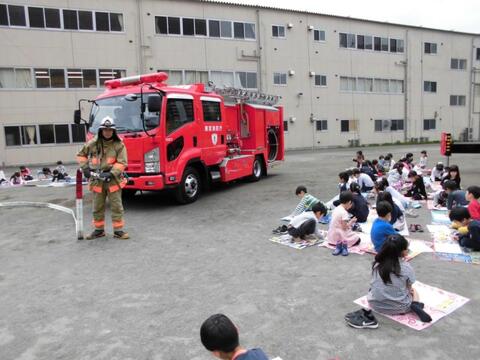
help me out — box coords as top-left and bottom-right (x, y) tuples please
(121, 189), (137, 199)
(249, 157), (263, 182)
(175, 167), (201, 204)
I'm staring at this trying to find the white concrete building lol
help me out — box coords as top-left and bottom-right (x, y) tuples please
(1, 0), (480, 166)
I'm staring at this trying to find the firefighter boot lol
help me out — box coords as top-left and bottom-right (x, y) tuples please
(114, 230), (130, 240)
(86, 229), (106, 240)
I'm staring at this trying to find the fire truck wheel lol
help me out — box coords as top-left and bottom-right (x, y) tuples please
(250, 157), (263, 182)
(121, 189), (137, 199)
(176, 167), (201, 204)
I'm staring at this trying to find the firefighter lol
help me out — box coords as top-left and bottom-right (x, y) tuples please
(76, 116), (130, 240)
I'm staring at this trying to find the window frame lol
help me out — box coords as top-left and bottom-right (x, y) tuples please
(0, 67), (34, 89)
(165, 98), (195, 135)
(313, 28), (325, 42)
(314, 74), (327, 87)
(3, 123), (88, 147)
(315, 119), (328, 132)
(424, 81), (437, 93)
(423, 119), (436, 131)
(273, 72), (287, 86)
(424, 42), (438, 54)
(271, 24), (286, 39)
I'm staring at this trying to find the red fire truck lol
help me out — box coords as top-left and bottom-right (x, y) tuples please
(74, 72), (284, 203)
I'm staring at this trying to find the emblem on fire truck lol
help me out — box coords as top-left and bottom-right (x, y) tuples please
(211, 133), (218, 145)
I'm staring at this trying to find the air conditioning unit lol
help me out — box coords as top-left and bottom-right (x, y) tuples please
(288, 70), (295, 76)
(287, 23), (294, 28)
(289, 116), (296, 123)
(309, 71), (315, 77)
(307, 25), (314, 31)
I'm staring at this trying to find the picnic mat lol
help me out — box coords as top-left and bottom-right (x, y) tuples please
(359, 212), (410, 237)
(353, 281), (469, 330)
(281, 213), (332, 224)
(269, 234), (323, 250)
(431, 210), (451, 225)
(427, 224), (480, 264)
(426, 200), (447, 211)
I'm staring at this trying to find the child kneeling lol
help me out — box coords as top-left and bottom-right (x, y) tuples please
(288, 202), (327, 242)
(327, 191), (361, 256)
(345, 235), (432, 328)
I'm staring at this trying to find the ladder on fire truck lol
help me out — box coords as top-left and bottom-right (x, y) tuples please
(208, 83), (280, 107)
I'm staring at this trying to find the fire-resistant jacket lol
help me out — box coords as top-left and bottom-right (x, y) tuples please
(76, 135), (128, 193)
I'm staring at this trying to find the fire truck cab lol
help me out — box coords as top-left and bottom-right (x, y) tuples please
(74, 72), (284, 203)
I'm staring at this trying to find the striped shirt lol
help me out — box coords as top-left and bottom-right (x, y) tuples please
(290, 194), (320, 217)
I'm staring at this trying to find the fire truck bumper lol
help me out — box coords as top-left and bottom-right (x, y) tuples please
(125, 174), (165, 190)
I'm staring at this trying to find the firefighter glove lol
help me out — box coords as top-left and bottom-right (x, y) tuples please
(100, 171), (112, 183)
(83, 167), (92, 179)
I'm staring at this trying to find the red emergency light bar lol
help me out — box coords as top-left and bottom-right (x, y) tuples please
(105, 72), (168, 89)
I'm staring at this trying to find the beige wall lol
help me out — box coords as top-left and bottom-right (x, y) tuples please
(1, 0), (479, 165)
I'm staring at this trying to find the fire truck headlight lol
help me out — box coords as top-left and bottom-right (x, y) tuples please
(144, 148), (160, 173)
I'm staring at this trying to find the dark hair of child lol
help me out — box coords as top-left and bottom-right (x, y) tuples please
(379, 155), (385, 160)
(374, 178), (388, 192)
(376, 191), (394, 209)
(443, 180), (458, 191)
(295, 185), (307, 195)
(350, 182), (362, 194)
(435, 163), (444, 171)
(339, 190), (354, 204)
(408, 170), (418, 179)
(449, 207), (471, 222)
(384, 155), (391, 161)
(357, 150), (363, 156)
(352, 168), (361, 175)
(376, 201), (393, 217)
(447, 165), (461, 183)
(57, 160), (63, 165)
(372, 159), (379, 165)
(20, 166), (26, 170)
(312, 202), (327, 215)
(421, 150), (427, 155)
(373, 234), (409, 284)
(11, 172), (21, 179)
(52, 169), (59, 175)
(200, 314), (239, 353)
(467, 186), (480, 199)
(339, 171), (349, 183)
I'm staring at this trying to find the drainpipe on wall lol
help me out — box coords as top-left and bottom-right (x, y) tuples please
(255, 9), (263, 92)
(468, 37), (474, 141)
(136, 0), (145, 74)
(404, 29), (409, 142)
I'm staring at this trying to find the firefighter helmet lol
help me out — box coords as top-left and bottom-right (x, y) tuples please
(98, 116), (116, 130)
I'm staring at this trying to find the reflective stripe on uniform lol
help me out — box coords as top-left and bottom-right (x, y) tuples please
(107, 157), (116, 165)
(119, 178), (127, 188)
(113, 163), (126, 171)
(91, 185), (103, 193)
(112, 220), (124, 229)
(109, 184), (120, 192)
(76, 155), (88, 164)
(92, 219), (105, 228)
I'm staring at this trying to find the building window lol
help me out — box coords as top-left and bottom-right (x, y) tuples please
(210, 71), (234, 88)
(0, 68), (32, 88)
(374, 37), (381, 51)
(340, 76), (356, 91)
(208, 20), (220, 37)
(340, 119), (358, 132)
(67, 69), (97, 88)
(423, 119), (436, 130)
(381, 37), (389, 51)
(339, 33), (355, 48)
(389, 80), (404, 93)
(450, 95), (466, 106)
(233, 22), (255, 40)
(98, 69), (125, 85)
(314, 75), (327, 86)
(202, 101), (221, 122)
(316, 120), (328, 131)
(0, 4), (8, 26)
(375, 119), (404, 132)
(451, 58), (467, 70)
(4, 126), (21, 146)
(272, 25), (285, 38)
(71, 124), (87, 143)
(237, 71), (257, 89)
(28, 7), (45, 28)
(477, 48), (480, 60)
(424, 42), (437, 54)
(8, 5), (26, 26)
(373, 78), (389, 92)
(195, 19), (207, 36)
(283, 120), (288, 132)
(389, 39), (404, 53)
(314, 29), (325, 41)
(45, 8), (60, 28)
(424, 81), (437, 93)
(273, 72), (287, 85)
(182, 18), (207, 36)
(220, 20), (232, 38)
(357, 77), (373, 92)
(55, 124), (70, 143)
(184, 70), (209, 84)
(63, 9), (78, 30)
(357, 35), (373, 50)
(78, 11), (93, 30)
(94, 11), (109, 31)
(34, 68), (65, 88)
(167, 16), (181, 34)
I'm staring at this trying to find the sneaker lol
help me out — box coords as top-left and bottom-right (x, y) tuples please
(332, 243), (343, 256)
(352, 223), (362, 232)
(346, 312), (379, 329)
(409, 224), (417, 233)
(113, 230), (130, 240)
(341, 244), (349, 256)
(85, 229), (106, 240)
(345, 309), (369, 321)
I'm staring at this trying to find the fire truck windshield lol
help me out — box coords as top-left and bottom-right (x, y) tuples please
(89, 94), (161, 134)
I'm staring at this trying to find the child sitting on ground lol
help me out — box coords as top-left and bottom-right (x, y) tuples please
(418, 150), (428, 169)
(51, 169), (66, 182)
(449, 207), (480, 251)
(10, 172), (25, 185)
(371, 201), (397, 252)
(55, 160), (68, 177)
(353, 150), (365, 168)
(287, 202), (327, 242)
(441, 164), (461, 189)
(352, 168), (375, 192)
(19, 165), (34, 181)
(406, 170), (427, 200)
(348, 183), (370, 223)
(466, 186), (480, 221)
(328, 191), (361, 256)
(345, 234), (432, 329)
(387, 163), (406, 190)
(200, 314), (269, 360)
(376, 192), (405, 232)
(444, 180), (468, 211)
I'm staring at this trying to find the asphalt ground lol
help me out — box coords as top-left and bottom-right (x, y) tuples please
(0, 144), (479, 360)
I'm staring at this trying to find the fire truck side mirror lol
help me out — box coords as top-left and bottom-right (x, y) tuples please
(147, 95), (162, 113)
(73, 110), (81, 124)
